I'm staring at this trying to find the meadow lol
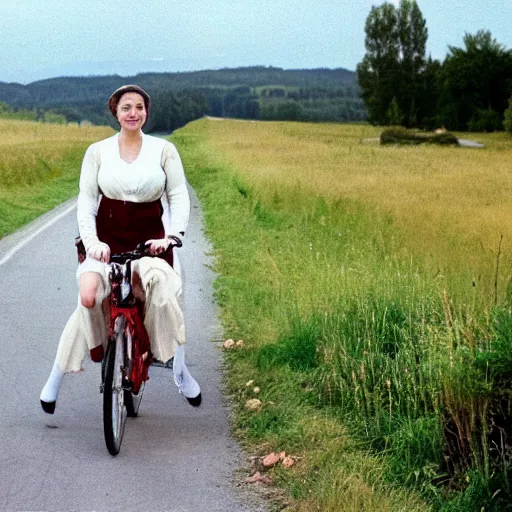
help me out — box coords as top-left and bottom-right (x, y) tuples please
(0, 119), (113, 238)
(173, 118), (512, 511)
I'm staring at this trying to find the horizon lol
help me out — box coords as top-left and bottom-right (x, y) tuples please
(0, 64), (356, 87)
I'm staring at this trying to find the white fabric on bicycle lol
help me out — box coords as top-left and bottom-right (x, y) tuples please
(55, 256), (184, 373)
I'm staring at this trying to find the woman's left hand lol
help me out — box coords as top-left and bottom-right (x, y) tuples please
(145, 238), (171, 256)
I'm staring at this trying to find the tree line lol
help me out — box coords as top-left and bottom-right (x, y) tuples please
(357, 0), (512, 132)
(0, 67), (366, 131)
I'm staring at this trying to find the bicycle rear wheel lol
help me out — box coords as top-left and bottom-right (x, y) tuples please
(103, 316), (128, 456)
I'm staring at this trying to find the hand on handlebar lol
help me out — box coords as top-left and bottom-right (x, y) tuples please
(145, 238), (170, 256)
(87, 242), (111, 263)
(144, 233), (180, 256)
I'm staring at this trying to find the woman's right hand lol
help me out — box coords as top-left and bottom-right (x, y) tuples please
(87, 242), (110, 263)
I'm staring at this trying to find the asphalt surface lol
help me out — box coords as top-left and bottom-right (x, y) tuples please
(0, 190), (267, 512)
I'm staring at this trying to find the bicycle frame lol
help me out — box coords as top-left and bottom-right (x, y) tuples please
(106, 256), (151, 395)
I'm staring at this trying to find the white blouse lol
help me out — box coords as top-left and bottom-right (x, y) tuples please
(77, 133), (190, 252)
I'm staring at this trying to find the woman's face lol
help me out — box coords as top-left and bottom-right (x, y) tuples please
(116, 92), (147, 132)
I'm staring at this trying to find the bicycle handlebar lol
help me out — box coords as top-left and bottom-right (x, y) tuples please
(109, 240), (179, 265)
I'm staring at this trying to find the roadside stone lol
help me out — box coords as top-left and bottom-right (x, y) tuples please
(223, 339), (235, 349)
(262, 452), (280, 467)
(282, 456), (295, 468)
(245, 398), (262, 411)
(246, 471), (273, 485)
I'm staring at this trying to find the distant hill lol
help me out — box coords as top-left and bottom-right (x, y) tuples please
(0, 66), (366, 130)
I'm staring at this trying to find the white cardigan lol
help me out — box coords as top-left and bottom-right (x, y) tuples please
(77, 133), (190, 252)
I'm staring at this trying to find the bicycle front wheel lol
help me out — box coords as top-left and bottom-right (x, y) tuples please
(103, 315), (128, 456)
(125, 383), (145, 417)
(124, 326), (145, 418)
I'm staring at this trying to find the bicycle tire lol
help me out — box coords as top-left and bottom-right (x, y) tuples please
(124, 326), (145, 417)
(103, 316), (128, 456)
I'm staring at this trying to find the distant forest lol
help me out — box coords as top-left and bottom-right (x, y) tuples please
(0, 66), (367, 132)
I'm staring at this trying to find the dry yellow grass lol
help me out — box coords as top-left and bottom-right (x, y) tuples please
(0, 118), (113, 145)
(0, 120), (114, 187)
(203, 119), (512, 301)
(0, 120), (114, 238)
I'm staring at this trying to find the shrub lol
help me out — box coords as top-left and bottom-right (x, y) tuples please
(380, 127), (459, 146)
(430, 132), (459, 145)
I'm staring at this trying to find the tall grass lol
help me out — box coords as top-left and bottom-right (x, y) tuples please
(0, 119), (113, 238)
(173, 118), (512, 511)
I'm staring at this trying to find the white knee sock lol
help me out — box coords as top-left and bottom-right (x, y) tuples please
(40, 363), (64, 403)
(172, 345), (200, 398)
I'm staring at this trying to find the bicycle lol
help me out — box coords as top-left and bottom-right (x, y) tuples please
(99, 240), (180, 456)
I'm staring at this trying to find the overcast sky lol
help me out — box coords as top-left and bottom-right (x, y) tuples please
(1, 0), (511, 84)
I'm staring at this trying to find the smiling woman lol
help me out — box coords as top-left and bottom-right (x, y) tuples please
(40, 84), (202, 416)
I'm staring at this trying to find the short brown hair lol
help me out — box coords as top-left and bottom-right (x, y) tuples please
(107, 84), (151, 118)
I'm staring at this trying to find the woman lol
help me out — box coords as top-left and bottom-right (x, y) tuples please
(40, 84), (201, 414)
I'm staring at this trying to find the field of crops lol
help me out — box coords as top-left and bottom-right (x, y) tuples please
(0, 119), (113, 238)
(174, 118), (512, 511)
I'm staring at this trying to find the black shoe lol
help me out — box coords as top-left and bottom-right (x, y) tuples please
(40, 399), (56, 414)
(186, 393), (202, 407)
(151, 357), (174, 368)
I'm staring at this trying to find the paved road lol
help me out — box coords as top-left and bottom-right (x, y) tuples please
(0, 190), (266, 512)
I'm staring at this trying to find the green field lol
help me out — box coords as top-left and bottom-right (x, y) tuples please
(172, 119), (512, 511)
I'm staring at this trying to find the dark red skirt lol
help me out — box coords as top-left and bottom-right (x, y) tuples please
(96, 196), (173, 267)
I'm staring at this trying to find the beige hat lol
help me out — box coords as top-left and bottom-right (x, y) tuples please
(107, 84), (151, 118)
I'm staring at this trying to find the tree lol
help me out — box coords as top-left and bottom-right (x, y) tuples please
(387, 97), (403, 125)
(357, 2), (399, 125)
(504, 96), (512, 134)
(438, 30), (512, 130)
(357, 0), (428, 127)
(397, 0), (428, 126)
(416, 56), (442, 129)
